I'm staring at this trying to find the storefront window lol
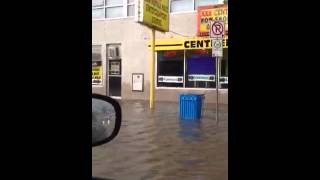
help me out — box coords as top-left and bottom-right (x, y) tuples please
(156, 49), (228, 89)
(157, 50), (184, 87)
(220, 49), (228, 89)
(92, 45), (103, 86)
(185, 49), (216, 88)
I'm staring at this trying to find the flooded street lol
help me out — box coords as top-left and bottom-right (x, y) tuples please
(93, 100), (228, 180)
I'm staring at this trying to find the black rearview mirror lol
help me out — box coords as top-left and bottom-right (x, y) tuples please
(92, 94), (121, 147)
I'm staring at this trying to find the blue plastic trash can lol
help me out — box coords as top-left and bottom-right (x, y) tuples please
(179, 94), (204, 120)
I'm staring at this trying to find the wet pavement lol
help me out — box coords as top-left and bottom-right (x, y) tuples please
(92, 100), (228, 180)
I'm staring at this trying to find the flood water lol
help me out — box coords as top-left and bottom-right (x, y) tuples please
(92, 100), (228, 180)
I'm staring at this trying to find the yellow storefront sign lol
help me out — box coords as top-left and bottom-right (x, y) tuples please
(148, 36), (228, 51)
(92, 61), (103, 86)
(135, 0), (169, 32)
(197, 4), (228, 37)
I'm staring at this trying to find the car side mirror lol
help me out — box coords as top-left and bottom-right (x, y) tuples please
(92, 94), (121, 147)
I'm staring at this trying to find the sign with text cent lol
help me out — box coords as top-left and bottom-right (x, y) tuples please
(135, 0), (169, 32)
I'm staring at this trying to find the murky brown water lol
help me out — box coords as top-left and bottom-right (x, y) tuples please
(93, 100), (228, 180)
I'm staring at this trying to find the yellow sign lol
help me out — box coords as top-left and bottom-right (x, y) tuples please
(92, 61), (103, 86)
(197, 4), (228, 36)
(148, 36), (228, 51)
(135, 0), (169, 32)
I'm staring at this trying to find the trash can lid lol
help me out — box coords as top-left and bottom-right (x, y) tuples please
(181, 94), (203, 100)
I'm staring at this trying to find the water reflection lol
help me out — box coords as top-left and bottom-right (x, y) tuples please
(178, 119), (203, 142)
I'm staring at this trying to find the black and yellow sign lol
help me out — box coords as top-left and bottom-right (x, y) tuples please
(136, 0), (169, 32)
(92, 61), (103, 86)
(148, 36), (228, 51)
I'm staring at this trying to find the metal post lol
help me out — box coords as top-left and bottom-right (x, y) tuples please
(216, 57), (219, 124)
(149, 29), (155, 109)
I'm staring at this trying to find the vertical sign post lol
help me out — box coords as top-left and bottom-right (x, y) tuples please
(150, 29), (155, 109)
(210, 21), (225, 124)
(135, 0), (169, 109)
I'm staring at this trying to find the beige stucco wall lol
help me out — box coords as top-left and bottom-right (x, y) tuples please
(92, 12), (228, 104)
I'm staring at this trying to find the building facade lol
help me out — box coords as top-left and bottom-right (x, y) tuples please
(92, 0), (228, 104)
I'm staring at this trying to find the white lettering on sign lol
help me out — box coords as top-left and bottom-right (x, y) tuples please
(188, 74), (215, 82)
(158, 76), (183, 83)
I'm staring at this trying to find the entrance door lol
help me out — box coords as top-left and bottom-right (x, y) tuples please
(107, 44), (121, 98)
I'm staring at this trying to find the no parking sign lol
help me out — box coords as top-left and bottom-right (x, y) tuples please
(210, 21), (225, 39)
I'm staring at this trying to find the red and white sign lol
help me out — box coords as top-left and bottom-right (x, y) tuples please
(210, 21), (225, 39)
(197, 4), (228, 37)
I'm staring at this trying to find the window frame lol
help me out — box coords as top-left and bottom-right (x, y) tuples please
(92, 0), (105, 8)
(156, 50), (185, 88)
(92, 0), (134, 20)
(92, 0), (106, 20)
(184, 49), (216, 89)
(106, 5), (125, 19)
(155, 50), (228, 90)
(127, 0), (135, 17)
(169, 0), (224, 14)
(92, 0), (226, 20)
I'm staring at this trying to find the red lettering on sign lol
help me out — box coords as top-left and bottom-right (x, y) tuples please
(201, 11), (211, 16)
